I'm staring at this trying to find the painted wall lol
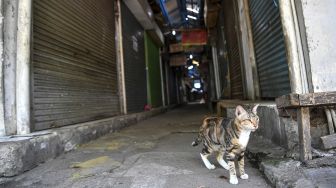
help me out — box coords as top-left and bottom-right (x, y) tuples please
(145, 32), (162, 107)
(301, 0), (336, 92)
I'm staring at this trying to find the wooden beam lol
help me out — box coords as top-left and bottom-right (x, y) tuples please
(321, 134), (336, 149)
(299, 91), (336, 106)
(276, 91), (336, 108)
(275, 93), (299, 108)
(297, 107), (312, 161)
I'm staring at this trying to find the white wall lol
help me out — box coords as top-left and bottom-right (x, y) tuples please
(301, 0), (336, 92)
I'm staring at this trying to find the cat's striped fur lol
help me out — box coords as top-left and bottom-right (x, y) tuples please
(192, 105), (259, 184)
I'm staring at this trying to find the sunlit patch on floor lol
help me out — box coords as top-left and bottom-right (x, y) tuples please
(71, 156), (121, 169)
(70, 156), (122, 181)
(80, 138), (130, 151)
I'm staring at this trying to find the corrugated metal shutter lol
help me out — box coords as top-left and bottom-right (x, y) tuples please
(249, 0), (291, 98)
(121, 2), (147, 113)
(32, 0), (119, 130)
(145, 32), (162, 107)
(222, 0), (244, 99)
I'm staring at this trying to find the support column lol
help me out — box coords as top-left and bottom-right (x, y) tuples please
(211, 46), (221, 100)
(159, 48), (166, 107)
(238, 0), (260, 100)
(297, 107), (312, 161)
(0, 0), (6, 136)
(165, 58), (170, 106)
(279, 0), (309, 94)
(4, 0), (18, 135)
(16, 0), (32, 135)
(115, 0), (127, 114)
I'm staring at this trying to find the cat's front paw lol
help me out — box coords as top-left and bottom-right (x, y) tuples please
(229, 175), (238, 184)
(240, 174), (249, 179)
(206, 164), (216, 170)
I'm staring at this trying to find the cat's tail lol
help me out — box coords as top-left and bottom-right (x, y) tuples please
(191, 136), (202, 147)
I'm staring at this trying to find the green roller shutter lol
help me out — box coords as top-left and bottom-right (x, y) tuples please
(145, 32), (162, 107)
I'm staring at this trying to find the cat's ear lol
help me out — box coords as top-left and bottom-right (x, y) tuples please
(252, 104), (259, 114)
(235, 105), (247, 117)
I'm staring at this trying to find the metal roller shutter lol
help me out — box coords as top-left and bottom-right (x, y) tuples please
(121, 2), (147, 113)
(145, 32), (162, 107)
(32, 0), (119, 130)
(222, 0), (244, 99)
(249, 0), (291, 98)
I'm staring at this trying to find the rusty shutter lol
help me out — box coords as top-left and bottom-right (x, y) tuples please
(222, 0), (244, 99)
(121, 2), (147, 113)
(32, 0), (119, 130)
(249, 0), (291, 98)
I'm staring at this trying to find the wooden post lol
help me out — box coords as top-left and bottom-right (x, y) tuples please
(297, 107), (312, 161)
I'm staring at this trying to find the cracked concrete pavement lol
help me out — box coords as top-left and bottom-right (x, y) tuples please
(2, 104), (271, 188)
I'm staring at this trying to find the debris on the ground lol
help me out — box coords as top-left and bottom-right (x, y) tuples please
(247, 135), (336, 188)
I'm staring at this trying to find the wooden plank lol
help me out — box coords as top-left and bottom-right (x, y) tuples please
(276, 91), (336, 108)
(299, 91), (336, 106)
(297, 107), (312, 161)
(321, 134), (336, 149)
(324, 109), (335, 134)
(275, 93), (299, 108)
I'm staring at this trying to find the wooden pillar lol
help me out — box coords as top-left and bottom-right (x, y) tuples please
(297, 107), (312, 161)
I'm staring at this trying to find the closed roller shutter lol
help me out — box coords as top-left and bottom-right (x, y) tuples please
(223, 0), (244, 99)
(121, 2), (147, 113)
(249, 0), (291, 98)
(145, 32), (162, 107)
(32, 0), (119, 130)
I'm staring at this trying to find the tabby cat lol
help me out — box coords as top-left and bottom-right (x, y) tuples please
(192, 105), (259, 184)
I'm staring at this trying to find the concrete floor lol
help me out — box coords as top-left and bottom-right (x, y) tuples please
(4, 105), (270, 188)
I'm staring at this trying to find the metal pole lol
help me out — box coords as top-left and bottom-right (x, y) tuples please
(165, 59), (170, 106)
(159, 48), (166, 107)
(16, 0), (32, 135)
(115, 0), (127, 114)
(4, 0), (18, 135)
(0, 0), (6, 136)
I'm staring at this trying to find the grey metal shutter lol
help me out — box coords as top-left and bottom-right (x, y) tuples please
(32, 0), (119, 130)
(121, 2), (147, 113)
(249, 0), (291, 98)
(222, 0), (244, 99)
